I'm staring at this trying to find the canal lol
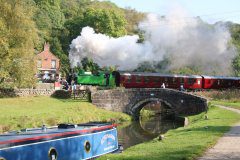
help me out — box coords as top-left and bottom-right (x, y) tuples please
(117, 102), (183, 149)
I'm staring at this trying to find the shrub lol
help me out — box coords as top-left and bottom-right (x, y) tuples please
(0, 87), (17, 98)
(51, 90), (71, 99)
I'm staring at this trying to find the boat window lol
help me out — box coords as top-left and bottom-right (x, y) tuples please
(48, 148), (58, 160)
(84, 141), (91, 153)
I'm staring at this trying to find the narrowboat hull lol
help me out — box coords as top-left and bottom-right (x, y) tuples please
(0, 123), (118, 160)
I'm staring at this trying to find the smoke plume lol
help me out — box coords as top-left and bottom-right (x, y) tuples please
(69, 8), (236, 75)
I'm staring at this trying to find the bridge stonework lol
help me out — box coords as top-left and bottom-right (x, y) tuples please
(91, 88), (208, 120)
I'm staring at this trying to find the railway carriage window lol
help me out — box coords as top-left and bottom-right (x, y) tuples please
(136, 76), (141, 83)
(154, 77), (159, 83)
(180, 78), (184, 83)
(197, 80), (201, 85)
(126, 76), (131, 83)
(172, 78), (176, 83)
(188, 78), (196, 84)
(144, 77), (150, 83)
(164, 77), (168, 82)
(217, 80), (220, 85)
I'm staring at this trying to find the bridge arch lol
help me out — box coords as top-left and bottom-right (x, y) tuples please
(91, 88), (208, 120)
(129, 98), (175, 120)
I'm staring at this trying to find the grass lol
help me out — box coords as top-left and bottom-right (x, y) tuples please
(211, 100), (240, 110)
(1, 92), (240, 160)
(194, 89), (240, 110)
(0, 96), (131, 133)
(100, 105), (240, 160)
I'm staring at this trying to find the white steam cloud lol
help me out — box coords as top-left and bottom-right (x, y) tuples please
(69, 8), (236, 75)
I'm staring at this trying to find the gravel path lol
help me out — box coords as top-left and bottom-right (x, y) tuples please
(197, 105), (240, 160)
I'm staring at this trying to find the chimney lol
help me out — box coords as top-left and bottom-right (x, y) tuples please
(44, 42), (50, 51)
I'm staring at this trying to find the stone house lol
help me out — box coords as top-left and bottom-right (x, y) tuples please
(35, 43), (60, 82)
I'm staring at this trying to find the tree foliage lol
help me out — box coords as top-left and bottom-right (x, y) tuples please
(3, 0), (240, 89)
(0, 0), (38, 87)
(230, 23), (240, 76)
(81, 57), (100, 74)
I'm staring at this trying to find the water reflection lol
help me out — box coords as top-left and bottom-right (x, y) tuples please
(118, 116), (182, 149)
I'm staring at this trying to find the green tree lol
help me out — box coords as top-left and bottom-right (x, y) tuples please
(34, 0), (67, 73)
(170, 67), (200, 75)
(0, 0), (38, 87)
(81, 57), (100, 74)
(65, 8), (127, 41)
(232, 54), (240, 76)
(134, 61), (156, 72)
(123, 7), (146, 35)
(230, 23), (240, 76)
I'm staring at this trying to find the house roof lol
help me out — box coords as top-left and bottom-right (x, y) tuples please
(36, 43), (59, 60)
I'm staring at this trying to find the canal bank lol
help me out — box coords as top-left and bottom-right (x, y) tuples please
(0, 97), (131, 133)
(197, 105), (240, 160)
(100, 105), (240, 160)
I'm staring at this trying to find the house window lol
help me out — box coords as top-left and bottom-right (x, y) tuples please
(37, 59), (42, 68)
(51, 60), (56, 69)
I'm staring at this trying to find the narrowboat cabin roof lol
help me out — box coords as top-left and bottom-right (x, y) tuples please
(0, 122), (116, 149)
(0, 122), (119, 160)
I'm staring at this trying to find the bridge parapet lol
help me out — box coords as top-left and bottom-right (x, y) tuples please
(91, 88), (207, 120)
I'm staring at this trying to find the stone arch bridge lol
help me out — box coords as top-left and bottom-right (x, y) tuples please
(91, 88), (207, 120)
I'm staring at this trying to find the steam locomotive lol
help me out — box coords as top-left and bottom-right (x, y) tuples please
(76, 70), (240, 90)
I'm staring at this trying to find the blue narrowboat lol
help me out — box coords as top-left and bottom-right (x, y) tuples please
(0, 122), (119, 160)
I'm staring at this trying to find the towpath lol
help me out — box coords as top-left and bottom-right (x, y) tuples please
(197, 105), (240, 160)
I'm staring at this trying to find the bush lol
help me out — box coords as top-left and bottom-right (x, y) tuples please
(0, 87), (17, 98)
(51, 90), (71, 99)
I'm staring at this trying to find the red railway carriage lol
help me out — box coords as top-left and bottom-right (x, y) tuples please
(118, 72), (202, 90)
(202, 76), (240, 89)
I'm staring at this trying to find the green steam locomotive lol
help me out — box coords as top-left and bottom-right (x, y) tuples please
(76, 70), (118, 87)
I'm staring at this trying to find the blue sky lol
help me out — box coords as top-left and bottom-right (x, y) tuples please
(105, 0), (240, 23)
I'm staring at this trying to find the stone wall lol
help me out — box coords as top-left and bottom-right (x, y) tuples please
(91, 88), (208, 119)
(36, 83), (55, 89)
(15, 89), (55, 96)
(0, 88), (55, 97)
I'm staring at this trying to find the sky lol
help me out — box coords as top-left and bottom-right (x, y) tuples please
(105, 0), (240, 24)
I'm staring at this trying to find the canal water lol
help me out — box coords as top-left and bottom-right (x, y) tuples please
(117, 103), (183, 149)
(117, 116), (182, 149)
